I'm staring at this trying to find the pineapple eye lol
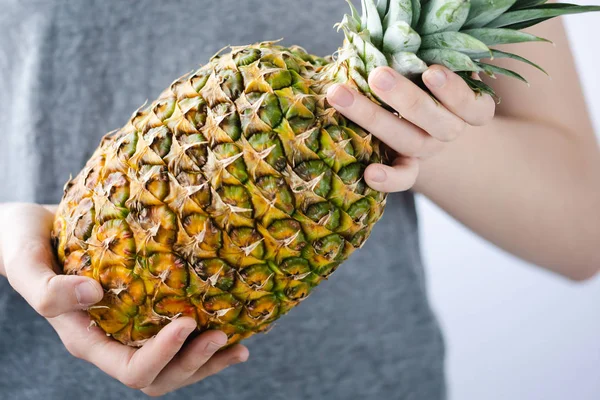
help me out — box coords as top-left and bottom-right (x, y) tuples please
(255, 175), (295, 215)
(305, 202), (341, 231)
(346, 198), (371, 222)
(193, 259), (234, 291)
(233, 48), (261, 66)
(191, 70), (211, 92)
(337, 163), (364, 185)
(219, 70), (244, 100)
(152, 97), (176, 121)
(312, 234), (344, 262)
(264, 69), (292, 90)
(293, 160), (333, 198)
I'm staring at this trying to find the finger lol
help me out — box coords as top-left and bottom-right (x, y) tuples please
(120, 317), (198, 389)
(422, 65), (495, 126)
(181, 344), (249, 387)
(141, 331), (228, 397)
(368, 67), (467, 142)
(48, 311), (137, 374)
(50, 313), (197, 390)
(327, 84), (439, 157)
(0, 204), (103, 317)
(364, 157), (420, 193)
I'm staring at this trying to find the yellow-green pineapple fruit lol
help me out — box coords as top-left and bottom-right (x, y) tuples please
(52, 0), (600, 346)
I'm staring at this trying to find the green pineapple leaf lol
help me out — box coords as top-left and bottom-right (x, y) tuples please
(350, 30), (388, 74)
(418, 49), (483, 72)
(383, 21), (421, 53)
(461, 28), (550, 45)
(421, 31), (492, 57)
(478, 62), (529, 84)
(362, 0), (384, 47)
(457, 72), (498, 98)
(509, 0), (548, 11)
(410, 0), (421, 28)
(418, 0), (472, 35)
(500, 17), (550, 30)
(345, 0), (363, 30)
(387, 51), (428, 75)
(376, 0), (390, 18)
(383, 0), (413, 28)
(464, 0), (517, 29)
(485, 4), (600, 29)
(474, 49), (548, 75)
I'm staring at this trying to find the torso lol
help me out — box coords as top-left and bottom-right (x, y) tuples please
(0, 1), (445, 398)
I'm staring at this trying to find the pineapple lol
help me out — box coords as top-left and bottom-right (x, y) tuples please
(52, 0), (599, 346)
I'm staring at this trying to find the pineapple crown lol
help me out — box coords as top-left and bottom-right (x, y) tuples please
(335, 0), (600, 96)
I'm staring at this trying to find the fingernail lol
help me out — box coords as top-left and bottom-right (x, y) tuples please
(370, 167), (386, 183)
(371, 68), (396, 92)
(424, 68), (447, 89)
(75, 281), (102, 306)
(178, 324), (196, 341)
(204, 341), (224, 355)
(327, 85), (354, 108)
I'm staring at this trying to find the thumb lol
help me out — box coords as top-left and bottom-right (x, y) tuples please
(33, 273), (105, 318)
(0, 204), (104, 318)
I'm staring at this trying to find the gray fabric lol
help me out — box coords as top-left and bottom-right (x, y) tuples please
(0, 1), (445, 399)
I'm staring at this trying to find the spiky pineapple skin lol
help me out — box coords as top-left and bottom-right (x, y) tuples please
(52, 43), (386, 346)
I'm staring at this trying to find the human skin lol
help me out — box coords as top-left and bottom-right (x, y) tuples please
(1, 15), (598, 398)
(327, 18), (600, 281)
(0, 203), (248, 397)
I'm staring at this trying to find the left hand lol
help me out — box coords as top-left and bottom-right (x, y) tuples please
(326, 65), (496, 193)
(0, 203), (249, 397)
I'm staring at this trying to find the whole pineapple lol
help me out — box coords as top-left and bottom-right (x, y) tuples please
(52, 0), (599, 346)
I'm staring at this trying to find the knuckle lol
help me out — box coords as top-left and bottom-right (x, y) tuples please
(401, 91), (424, 115)
(180, 358), (202, 374)
(34, 293), (57, 318)
(206, 366), (222, 378)
(472, 99), (496, 126)
(121, 375), (150, 390)
(408, 165), (419, 187)
(63, 338), (83, 359)
(448, 119), (467, 141)
(361, 106), (378, 127)
(453, 87), (471, 109)
(397, 168), (418, 192)
(421, 139), (445, 158)
(203, 360), (225, 377)
(21, 239), (51, 262)
(406, 132), (427, 156)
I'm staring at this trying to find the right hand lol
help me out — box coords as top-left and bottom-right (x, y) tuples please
(0, 203), (249, 397)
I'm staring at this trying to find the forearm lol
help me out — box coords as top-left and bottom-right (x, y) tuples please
(0, 239), (4, 277)
(414, 116), (600, 280)
(0, 204), (7, 277)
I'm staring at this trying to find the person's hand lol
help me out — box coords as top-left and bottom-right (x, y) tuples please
(0, 203), (249, 397)
(326, 65), (496, 193)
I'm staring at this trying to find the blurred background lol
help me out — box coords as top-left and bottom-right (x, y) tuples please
(418, 4), (600, 399)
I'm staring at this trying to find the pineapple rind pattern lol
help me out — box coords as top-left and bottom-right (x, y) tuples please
(53, 44), (386, 346)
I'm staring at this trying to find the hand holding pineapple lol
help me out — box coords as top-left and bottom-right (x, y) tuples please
(48, 0), (598, 351)
(0, 203), (248, 397)
(1, 0), (599, 396)
(327, 64), (495, 192)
